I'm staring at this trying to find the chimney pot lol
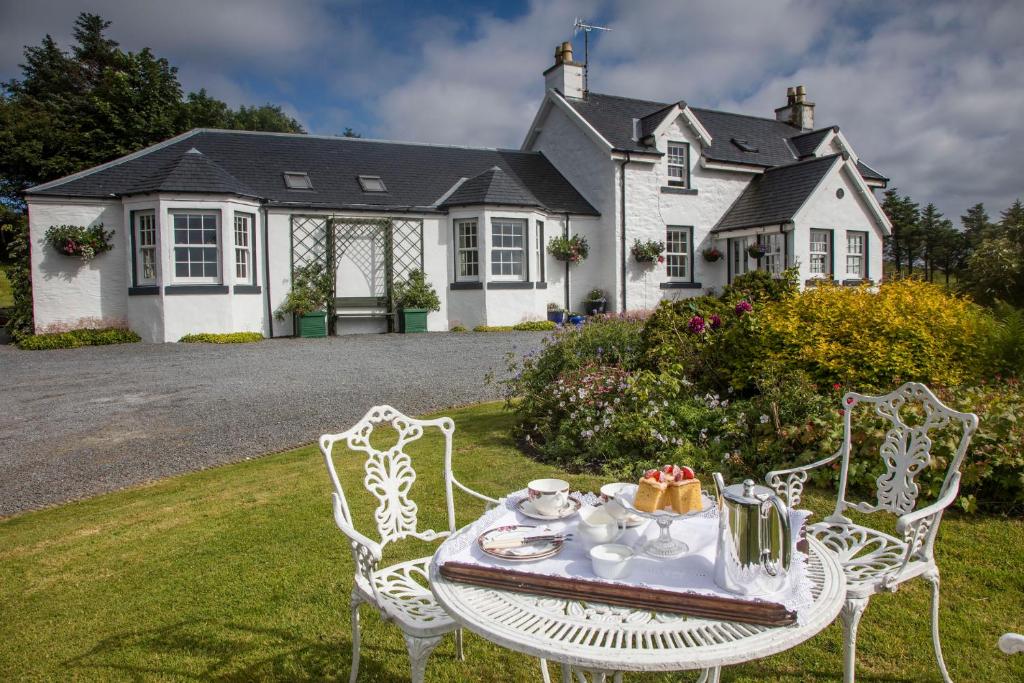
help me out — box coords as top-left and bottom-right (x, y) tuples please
(545, 38), (584, 99)
(560, 41), (574, 63)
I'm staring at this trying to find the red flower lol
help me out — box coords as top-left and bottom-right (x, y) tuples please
(832, 383), (841, 391)
(657, 255), (665, 263)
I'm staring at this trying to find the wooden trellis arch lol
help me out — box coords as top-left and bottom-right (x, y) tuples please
(290, 215), (424, 333)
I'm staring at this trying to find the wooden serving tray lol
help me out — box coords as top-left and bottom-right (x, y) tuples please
(439, 561), (797, 627)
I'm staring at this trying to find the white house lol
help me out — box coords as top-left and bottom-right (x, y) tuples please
(24, 40), (890, 342)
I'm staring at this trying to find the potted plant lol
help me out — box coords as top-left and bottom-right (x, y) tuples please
(630, 239), (664, 264)
(567, 312), (586, 326)
(747, 242), (767, 259)
(45, 223), (115, 261)
(547, 234), (589, 263)
(546, 302), (567, 325)
(584, 288), (607, 316)
(275, 262), (334, 338)
(393, 269), (440, 333)
(702, 246), (723, 262)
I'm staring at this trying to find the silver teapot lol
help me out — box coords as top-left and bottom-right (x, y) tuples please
(712, 473), (792, 596)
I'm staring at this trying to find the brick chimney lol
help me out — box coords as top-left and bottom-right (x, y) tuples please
(543, 41), (584, 99)
(775, 85), (815, 130)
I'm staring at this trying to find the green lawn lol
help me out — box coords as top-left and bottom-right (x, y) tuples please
(0, 264), (12, 308)
(1, 402), (1021, 682)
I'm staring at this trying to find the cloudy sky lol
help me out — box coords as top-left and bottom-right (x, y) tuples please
(2, 0), (1022, 222)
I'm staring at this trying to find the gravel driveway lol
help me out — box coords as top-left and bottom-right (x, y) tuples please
(0, 333), (543, 517)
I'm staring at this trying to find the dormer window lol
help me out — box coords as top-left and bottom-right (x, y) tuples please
(667, 141), (689, 188)
(283, 172), (312, 190)
(358, 175), (387, 192)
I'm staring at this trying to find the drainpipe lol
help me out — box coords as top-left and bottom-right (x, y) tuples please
(261, 203), (276, 338)
(563, 212), (571, 311)
(618, 152), (632, 312)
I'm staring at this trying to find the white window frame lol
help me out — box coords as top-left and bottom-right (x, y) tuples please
(666, 226), (693, 281)
(134, 210), (158, 285)
(171, 210), (221, 284)
(809, 229), (831, 277)
(761, 233), (785, 275)
(846, 230), (866, 279)
(490, 218), (527, 281)
(234, 213), (254, 284)
(730, 237), (750, 282)
(667, 141), (689, 188)
(454, 218), (480, 282)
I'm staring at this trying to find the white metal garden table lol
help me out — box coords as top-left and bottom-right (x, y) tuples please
(430, 531), (846, 682)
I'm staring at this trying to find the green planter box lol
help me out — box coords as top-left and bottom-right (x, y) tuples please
(297, 311), (327, 338)
(400, 308), (428, 333)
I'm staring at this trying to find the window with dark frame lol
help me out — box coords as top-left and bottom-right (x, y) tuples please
(847, 231), (866, 278)
(234, 213), (254, 283)
(135, 211), (157, 284)
(172, 212), (219, 282)
(490, 218), (526, 280)
(283, 172), (313, 190)
(358, 175), (387, 192)
(810, 229), (831, 277)
(455, 219), (479, 280)
(665, 226), (693, 280)
(667, 142), (689, 187)
(536, 220), (545, 282)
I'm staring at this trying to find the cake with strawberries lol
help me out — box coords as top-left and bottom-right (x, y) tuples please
(633, 464), (702, 513)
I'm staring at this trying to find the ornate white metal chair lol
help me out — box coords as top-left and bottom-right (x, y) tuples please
(766, 382), (978, 683)
(319, 405), (499, 683)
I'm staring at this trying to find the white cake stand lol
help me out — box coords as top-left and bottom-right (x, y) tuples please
(612, 483), (714, 559)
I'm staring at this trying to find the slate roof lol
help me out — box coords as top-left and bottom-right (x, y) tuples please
(440, 166), (541, 209)
(713, 154), (840, 232)
(26, 130), (599, 216)
(564, 92), (886, 181)
(856, 159), (888, 182)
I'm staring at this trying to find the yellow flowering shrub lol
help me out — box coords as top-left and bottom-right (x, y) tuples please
(759, 280), (996, 389)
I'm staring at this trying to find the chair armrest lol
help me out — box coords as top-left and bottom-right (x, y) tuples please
(765, 450), (843, 508)
(895, 474), (961, 537)
(451, 477), (501, 508)
(332, 493), (382, 583)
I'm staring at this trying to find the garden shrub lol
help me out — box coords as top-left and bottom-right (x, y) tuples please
(982, 303), (1024, 378)
(450, 324), (468, 333)
(473, 325), (514, 332)
(512, 320), (557, 331)
(758, 279), (995, 390)
(3, 220), (33, 341)
(179, 332), (263, 344)
(18, 327), (141, 350)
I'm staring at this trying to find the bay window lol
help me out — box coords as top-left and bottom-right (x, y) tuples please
(455, 219), (479, 281)
(172, 211), (220, 283)
(490, 218), (526, 280)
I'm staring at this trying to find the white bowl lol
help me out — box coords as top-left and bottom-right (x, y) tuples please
(589, 543), (635, 580)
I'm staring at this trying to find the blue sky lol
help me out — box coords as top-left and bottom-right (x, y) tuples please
(2, 1), (1022, 222)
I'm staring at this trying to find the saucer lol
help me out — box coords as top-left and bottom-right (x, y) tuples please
(477, 524), (565, 562)
(516, 496), (582, 520)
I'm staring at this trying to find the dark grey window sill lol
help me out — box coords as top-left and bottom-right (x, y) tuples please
(841, 278), (873, 286)
(164, 285), (229, 295)
(660, 281), (702, 289)
(233, 284), (262, 294)
(128, 285), (159, 296)
(487, 281), (534, 290)
(535, 282), (547, 289)
(661, 186), (698, 195)
(450, 281), (483, 290)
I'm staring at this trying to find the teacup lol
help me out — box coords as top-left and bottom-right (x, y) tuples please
(589, 543), (635, 580)
(577, 506), (626, 546)
(527, 478), (570, 516)
(599, 482), (634, 521)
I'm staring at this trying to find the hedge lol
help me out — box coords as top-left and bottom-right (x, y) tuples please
(18, 328), (141, 350)
(179, 332), (264, 344)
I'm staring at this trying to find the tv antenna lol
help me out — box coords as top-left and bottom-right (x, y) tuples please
(573, 18), (611, 96)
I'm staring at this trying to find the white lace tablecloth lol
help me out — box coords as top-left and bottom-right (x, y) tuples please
(437, 488), (816, 623)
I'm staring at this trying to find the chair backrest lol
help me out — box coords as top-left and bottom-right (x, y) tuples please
(833, 382), (978, 519)
(319, 405), (458, 550)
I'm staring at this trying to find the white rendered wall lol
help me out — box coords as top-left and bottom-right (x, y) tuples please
(793, 162), (886, 284)
(27, 198), (127, 333)
(624, 116), (754, 307)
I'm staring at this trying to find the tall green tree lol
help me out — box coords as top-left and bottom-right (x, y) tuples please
(961, 203), (992, 249)
(918, 203), (953, 281)
(960, 198), (1024, 306)
(882, 188), (920, 276)
(230, 104), (303, 133)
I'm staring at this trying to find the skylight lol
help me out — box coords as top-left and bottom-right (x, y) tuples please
(731, 138), (759, 153)
(358, 175), (387, 192)
(283, 172), (313, 190)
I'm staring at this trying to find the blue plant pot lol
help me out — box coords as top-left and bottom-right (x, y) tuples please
(568, 314), (585, 326)
(547, 310), (567, 325)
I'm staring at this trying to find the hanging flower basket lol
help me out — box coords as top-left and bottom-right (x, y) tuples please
(548, 234), (589, 263)
(702, 247), (723, 262)
(45, 224), (115, 261)
(747, 242), (767, 259)
(631, 239), (665, 264)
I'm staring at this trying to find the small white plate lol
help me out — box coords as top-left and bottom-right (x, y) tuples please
(477, 524), (565, 561)
(515, 496), (582, 520)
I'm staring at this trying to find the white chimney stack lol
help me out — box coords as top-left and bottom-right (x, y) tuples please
(775, 85), (815, 130)
(544, 41), (584, 99)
